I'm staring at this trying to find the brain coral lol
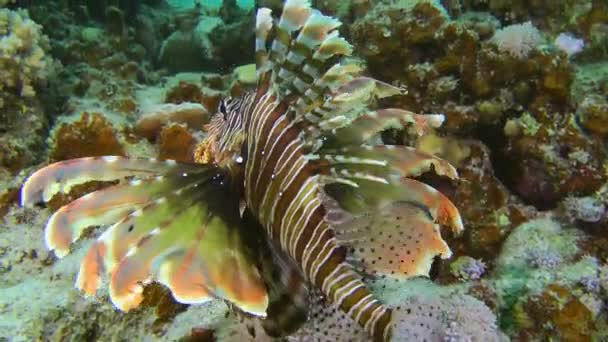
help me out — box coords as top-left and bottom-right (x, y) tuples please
(0, 8), (52, 108)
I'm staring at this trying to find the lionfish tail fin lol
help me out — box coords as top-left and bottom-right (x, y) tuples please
(22, 157), (268, 315)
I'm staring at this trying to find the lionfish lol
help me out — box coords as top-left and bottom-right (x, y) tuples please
(21, 1), (463, 340)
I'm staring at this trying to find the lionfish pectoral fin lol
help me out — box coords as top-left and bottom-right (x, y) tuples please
(332, 200), (452, 279)
(318, 145), (464, 234)
(21, 156), (196, 206)
(21, 156), (201, 258)
(23, 157), (268, 315)
(155, 214), (269, 316)
(43, 178), (183, 258)
(319, 109), (444, 149)
(106, 202), (267, 314)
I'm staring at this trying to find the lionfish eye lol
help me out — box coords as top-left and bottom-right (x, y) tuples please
(219, 100), (228, 120)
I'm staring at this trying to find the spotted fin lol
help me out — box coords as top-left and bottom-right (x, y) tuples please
(333, 201), (452, 279)
(21, 158), (269, 316)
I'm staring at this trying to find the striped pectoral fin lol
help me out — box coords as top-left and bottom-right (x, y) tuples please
(324, 176), (463, 235)
(334, 201), (452, 279)
(320, 109), (442, 149)
(23, 157), (268, 314)
(323, 145), (459, 180)
(73, 178), (200, 299)
(158, 216), (269, 316)
(76, 190), (191, 295)
(21, 156), (198, 206)
(398, 178), (463, 234)
(317, 144), (463, 234)
(106, 201), (268, 315)
(44, 177), (181, 258)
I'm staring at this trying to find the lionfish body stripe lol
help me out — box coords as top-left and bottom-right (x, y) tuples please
(21, 1), (465, 340)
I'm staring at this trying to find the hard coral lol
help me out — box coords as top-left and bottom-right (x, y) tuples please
(50, 112), (125, 161)
(165, 80), (219, 111)
(350, 1), (448, 82)
(157, 123), (196, 162)
(490, 22), (544, 59)
(0, 8), (52, 109)
(435, 141), (531, 260)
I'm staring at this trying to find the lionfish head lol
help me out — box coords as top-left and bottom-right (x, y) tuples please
(197, 96), (248, 171)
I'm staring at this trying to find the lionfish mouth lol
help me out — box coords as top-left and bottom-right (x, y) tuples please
(21, 0), (465, 341)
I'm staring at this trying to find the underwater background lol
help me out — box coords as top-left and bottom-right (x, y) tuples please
(0, 0), (607, 341)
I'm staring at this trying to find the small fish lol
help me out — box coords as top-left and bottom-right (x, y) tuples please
(21, 1), (463, 340)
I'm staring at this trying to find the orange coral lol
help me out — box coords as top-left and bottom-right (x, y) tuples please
(50, 112), (125, 162)
(158, 123), (196, 162)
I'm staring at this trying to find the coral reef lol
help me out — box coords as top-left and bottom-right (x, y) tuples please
(0, 7), (52, 110)
(0, 0), (607, 341)
(49, 112), (126, 161)
(0, 7), (51, 174)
